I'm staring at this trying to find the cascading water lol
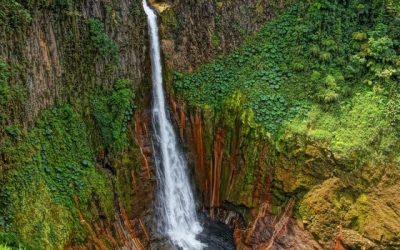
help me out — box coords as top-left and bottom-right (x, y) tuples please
(143, 1), (205, 249)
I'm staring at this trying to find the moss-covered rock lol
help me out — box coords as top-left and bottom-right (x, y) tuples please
(0, 105), (117, 248)
(299, 166), (400, 248)
(344, 172), (400, 247)
(299, 178), (352, 246)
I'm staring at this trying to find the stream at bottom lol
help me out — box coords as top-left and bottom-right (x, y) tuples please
(196, 215), (236, 250)
(149, 213), (236, 250)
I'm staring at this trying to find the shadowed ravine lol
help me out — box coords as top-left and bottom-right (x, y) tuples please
(143, 1), (235, 249)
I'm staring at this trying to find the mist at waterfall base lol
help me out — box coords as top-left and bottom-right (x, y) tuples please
(143, 1), (235, 249)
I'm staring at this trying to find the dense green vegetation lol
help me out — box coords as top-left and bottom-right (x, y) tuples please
(0, 106), (113, 249)
(0, 0), (143, 247)
(0, 60), (9, 107)
(0, 79), (135, 249)
(0, 59), (27, 127)
(90, 78), (135, 154)
(87, 18), (120, 66)
(0, 60), (10, 125)
(0, 0), (31, 32)
(174, 0), (400, 166)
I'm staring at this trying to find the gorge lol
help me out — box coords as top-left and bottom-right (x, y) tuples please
(0, 0), (399, 250)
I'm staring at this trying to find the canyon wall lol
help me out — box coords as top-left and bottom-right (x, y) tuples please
(2, 0), (290, 248)
(0, 0), (147, 123)
(0, 0), (154, 248)
(2, 0), (289, 248)
(167, 103), (400, 249)
(159, 1), (400, 249)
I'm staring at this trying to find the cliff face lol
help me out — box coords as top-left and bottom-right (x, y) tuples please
(158, 1), (325, 249)
(159, 0), (294, 194)
(167, 104), (400, 249)
(2, 0), (287, 248)
(0, 0), (147, 123)
(0, 0), (153, 249)
(159, 0), (400, 249)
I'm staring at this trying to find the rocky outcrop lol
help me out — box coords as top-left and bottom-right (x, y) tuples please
(234, 200), (322, 250)
(300, 165), (400, 249)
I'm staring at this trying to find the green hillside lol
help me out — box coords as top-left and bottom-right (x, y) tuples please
(174, 0), (400, 166)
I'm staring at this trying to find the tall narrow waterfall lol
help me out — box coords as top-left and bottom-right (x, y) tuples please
(143, 1), (205, 249)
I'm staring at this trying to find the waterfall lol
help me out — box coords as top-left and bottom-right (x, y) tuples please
(143, 1), (205, 249)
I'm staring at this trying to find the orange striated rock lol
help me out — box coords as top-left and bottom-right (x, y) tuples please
(134, 118), (152, 179)
(193, 109), (206, 197)
(234, 228), (244, 248)
(232, 199), (321, 250)
(210, 127), (225, 217)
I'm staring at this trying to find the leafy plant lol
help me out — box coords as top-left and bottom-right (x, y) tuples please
(90, 78), (135, 154)
(87, 18), (120, 65)
(0, 0), (32, 30)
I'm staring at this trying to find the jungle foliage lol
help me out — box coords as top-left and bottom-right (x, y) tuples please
(0, 0), (136, 248)
(0, 106), (114, 249)
(90, 78), (135, 154)
(87, 18), (120, 66)
(0, 79), (135, 249)
(174, 0), (400, 166)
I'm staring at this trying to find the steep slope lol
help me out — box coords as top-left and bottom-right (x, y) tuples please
(163, 0), (400, 248)
(0, 0), (152, 248)
(158, 0), (296, 71)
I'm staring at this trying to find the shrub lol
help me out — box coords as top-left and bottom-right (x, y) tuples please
(0, 0), (32, 29)
(90, 79), (135, 153)
(87, 18), (120, 65)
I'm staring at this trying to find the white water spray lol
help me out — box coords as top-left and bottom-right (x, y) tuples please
(143, 1), (205, 249)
